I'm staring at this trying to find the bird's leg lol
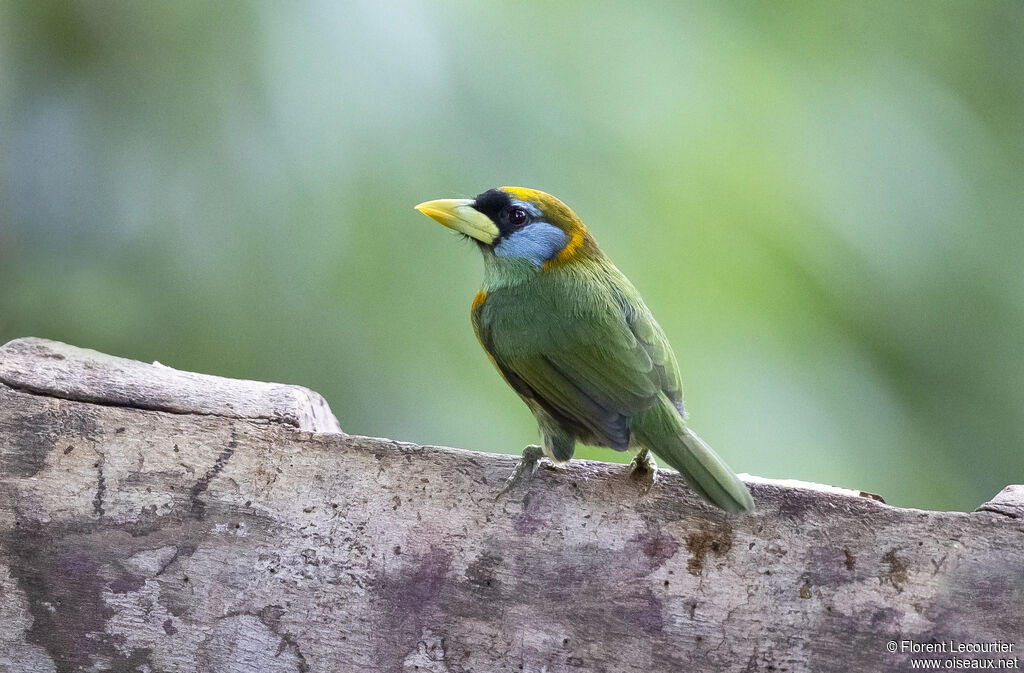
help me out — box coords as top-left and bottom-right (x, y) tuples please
(495, 444), (546, 499)
(628, 447), (658, 493)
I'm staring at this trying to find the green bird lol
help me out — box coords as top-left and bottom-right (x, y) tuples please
(415, 187), (754, 513)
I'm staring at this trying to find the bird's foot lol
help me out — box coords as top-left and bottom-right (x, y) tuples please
(628, 448), (658, 494)
(496, 444), (546, 499)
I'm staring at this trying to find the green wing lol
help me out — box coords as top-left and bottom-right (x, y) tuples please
(612, 282), (685, 415)
(472, 267), (667, 451)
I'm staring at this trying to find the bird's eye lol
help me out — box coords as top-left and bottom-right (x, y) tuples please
(508, 207), (529, 227)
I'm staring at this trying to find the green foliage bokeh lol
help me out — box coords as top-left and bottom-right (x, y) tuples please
(2, 1), (1022, 510)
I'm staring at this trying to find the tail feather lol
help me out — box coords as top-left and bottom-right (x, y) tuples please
(630, 396), (754, 513)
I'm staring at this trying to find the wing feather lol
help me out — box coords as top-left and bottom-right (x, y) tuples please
(611, 284), (685, 414)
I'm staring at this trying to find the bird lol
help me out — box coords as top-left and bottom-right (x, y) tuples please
(415, 187), (754, 513)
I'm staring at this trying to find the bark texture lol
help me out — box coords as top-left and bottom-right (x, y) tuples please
(0, 337), (1021, 673)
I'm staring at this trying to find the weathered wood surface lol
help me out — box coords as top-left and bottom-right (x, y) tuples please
(0, 338), (341, 433)
(0, 338), (1021, 673)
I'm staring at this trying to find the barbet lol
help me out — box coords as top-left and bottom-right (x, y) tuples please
(416, 187), (754, 513)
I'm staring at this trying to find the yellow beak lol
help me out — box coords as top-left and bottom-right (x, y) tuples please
(414, 198), (500, 245)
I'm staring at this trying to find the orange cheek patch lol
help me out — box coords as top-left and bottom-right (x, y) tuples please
(544, 230), (583, 270)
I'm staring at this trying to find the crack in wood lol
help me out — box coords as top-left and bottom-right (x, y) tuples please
(188, 433), (237, 520)
(92, 453), (105, 518)
(0, 375), (274, 425)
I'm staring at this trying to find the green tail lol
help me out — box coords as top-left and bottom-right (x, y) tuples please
(630, 396), (754, 513)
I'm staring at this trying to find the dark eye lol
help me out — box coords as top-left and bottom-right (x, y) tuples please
(508, 207), (528, 227)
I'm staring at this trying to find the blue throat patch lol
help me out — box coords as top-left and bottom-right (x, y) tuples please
(493, 222), (567, 269)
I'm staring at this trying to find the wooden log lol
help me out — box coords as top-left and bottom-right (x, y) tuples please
(0, 337), (1020, 673)
(0, 337), (340, 433)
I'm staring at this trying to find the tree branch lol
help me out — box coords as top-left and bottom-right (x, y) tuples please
(0, 338), (1020, 673)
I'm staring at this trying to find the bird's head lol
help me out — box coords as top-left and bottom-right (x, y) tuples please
(415, 187), (598, 271)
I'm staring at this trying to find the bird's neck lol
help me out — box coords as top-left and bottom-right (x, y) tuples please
(480, 250), (611, 293)
(480, 254), (541, 291)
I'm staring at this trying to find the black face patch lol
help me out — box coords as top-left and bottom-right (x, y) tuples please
(472, 188), (511, 221)
(472, 188), (532, 240)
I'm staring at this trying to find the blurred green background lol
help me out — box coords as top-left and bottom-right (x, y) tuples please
(2, 1), (1021, 511)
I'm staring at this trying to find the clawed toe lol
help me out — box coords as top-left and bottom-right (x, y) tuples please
(628, 449), (658, 494)
(495, 445), (546, 499)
